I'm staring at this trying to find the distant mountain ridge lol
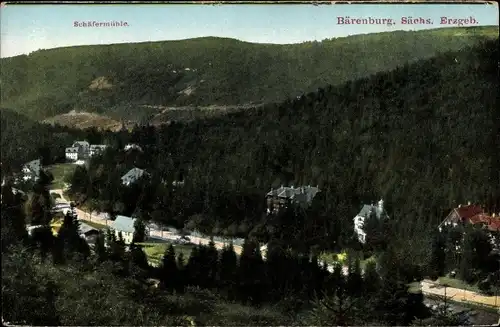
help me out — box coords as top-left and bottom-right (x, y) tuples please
(0, 26), (497, 124)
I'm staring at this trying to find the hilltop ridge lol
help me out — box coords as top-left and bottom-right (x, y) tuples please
(0, 25), (497, 126)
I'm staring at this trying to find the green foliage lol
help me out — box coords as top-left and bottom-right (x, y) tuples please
(1, 27), (497, 120)
(132, 218), (146, 243)
(0, 109), (87, 171)
(72, 39), (499, 262)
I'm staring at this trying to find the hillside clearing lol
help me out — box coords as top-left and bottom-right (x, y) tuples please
(47, 163), (77, 189)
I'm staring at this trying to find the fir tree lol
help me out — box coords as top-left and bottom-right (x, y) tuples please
(218, 242), (238, 297)
(362, 260), (380, 295)
(206, 238), (219, 288)
(94, 232), (107, 263)
(132, 217), (146, 243)
(160, 244), (178, 291)
(346, 254), (363, 297)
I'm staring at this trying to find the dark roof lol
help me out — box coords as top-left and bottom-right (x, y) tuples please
(79, 222), (100, 235)
(266, 185), (320, 204)
(109, 215), (136, 233)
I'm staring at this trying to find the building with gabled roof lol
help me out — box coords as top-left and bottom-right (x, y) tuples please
(266, 185), (320, 214)
(438, 202), (484, 230)
(109, 215), (148, 244)
(65, 147), (79, 161)
(121, 168), (147, 186)
(22, 159), (41, 181)
(353, 199), (388, 244)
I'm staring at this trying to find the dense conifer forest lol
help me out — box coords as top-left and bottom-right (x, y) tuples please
(0, 26), (497, 120)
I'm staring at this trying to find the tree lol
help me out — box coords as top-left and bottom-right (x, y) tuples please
(176, 252), (186, 293)
(429, 229), (446, 279)
(218, 242), (238, 297)
(129, 242), (149, 277)
(306, 291), (365, 326)
(94, 232), (107, 263)
(57, 211), (89, 261)
(1, 182), (28, 249)
(160, 244), (178, 291)
(459, 227), (493, 284)
(238, 238), (266, 304)
(346, 254), (363, 297)
(362, 260), (380, 295)
(132, 218), (146, 243)
(206, 238), (219, 288)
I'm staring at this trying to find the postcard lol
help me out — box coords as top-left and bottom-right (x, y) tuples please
(1, 1), (499, 326)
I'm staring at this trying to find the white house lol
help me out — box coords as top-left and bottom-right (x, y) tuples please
(353, 199), (387, 244)
(72, 141), (91, 159)
(65, 147), (79, 161)
(89, 144), (107, 157)
(124, 144), (143, 152)
(22, 159), (41, 181)
(109, 215), (149, 244)
(121, 168), (146, 186)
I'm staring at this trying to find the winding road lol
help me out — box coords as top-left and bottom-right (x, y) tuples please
(420, 279), (499, 308)
(50, 190), (499, 311)
(50, 189), (243, 255)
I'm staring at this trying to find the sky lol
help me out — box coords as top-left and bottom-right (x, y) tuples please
(1, 3), (498, 58)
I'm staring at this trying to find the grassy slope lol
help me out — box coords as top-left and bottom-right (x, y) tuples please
(46, 163), (77, 189)
(1, 26), (497, 122)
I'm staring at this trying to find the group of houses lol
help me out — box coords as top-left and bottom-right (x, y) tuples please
(65, 141), (108, 162)
(21, 158), (42, 181)
(351, 199), (500, 246)
(264, 183), (500, 248)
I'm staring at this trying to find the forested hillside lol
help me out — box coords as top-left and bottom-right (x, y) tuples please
(1, 26), (497, 121)
(70, 39), (499, 251)
(0, 109), (112, 175)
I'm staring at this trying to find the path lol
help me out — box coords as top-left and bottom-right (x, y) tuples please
(421, 279), (500, 308)
(50, 189), (243, 255)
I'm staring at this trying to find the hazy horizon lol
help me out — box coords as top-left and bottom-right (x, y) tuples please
(1, 3), (498, 58)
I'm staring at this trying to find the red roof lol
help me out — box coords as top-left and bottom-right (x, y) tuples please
(456, 205), (483, 219)
(468, 213), (491, 225)
(488, 218), (500, 232)
(467, 213), (500, 232)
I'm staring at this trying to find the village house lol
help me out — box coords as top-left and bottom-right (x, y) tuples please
(353, 199), (387, 244)
(438, 202), (500, 248)
(266, 185), (320, 214)
(121, 168), (147, 186)
(66, 141), (107, 161)
(109, 215), (148, 244)
(22, 159), (42, 181)
(79, 222), (100, 245)
(65, 147), (79, 161)
(72, 141), (90, 159)
(439, 203), (500, 233)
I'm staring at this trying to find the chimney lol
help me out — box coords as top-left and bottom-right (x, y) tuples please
(493, 213), (496, 218)
(291, 185), (294, 189)
(458, 204), (462, 208)
(467, 201), (471, 206)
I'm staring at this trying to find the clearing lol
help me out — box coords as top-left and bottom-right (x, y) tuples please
(137, 237), (196, 267)
(47, 163), (77, 189)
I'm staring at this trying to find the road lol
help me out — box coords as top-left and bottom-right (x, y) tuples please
(420, 279), (500, 308)
(50, 189), (243, 255)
